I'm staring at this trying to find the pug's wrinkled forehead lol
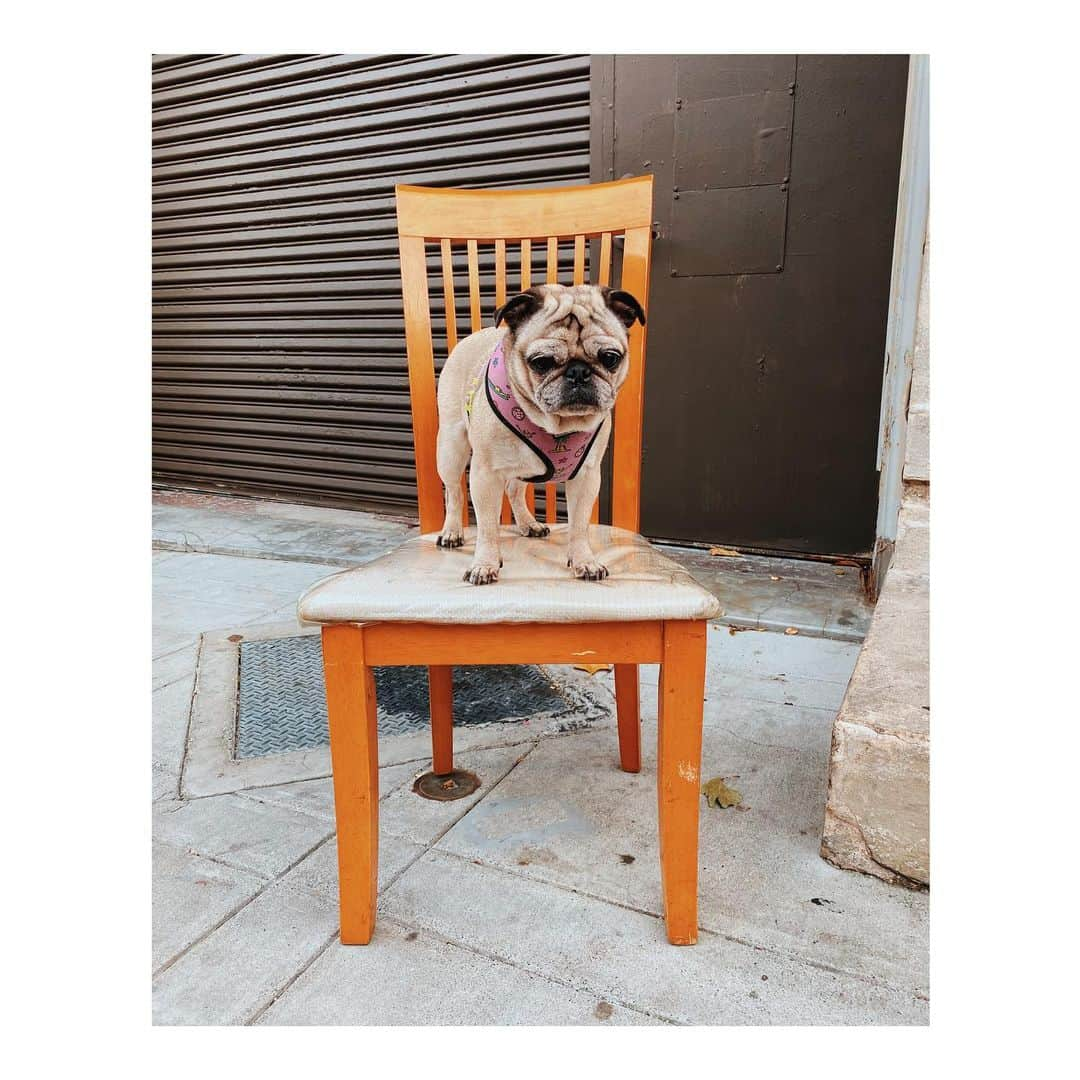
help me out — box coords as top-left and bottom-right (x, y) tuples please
(494, 284), (645, 347)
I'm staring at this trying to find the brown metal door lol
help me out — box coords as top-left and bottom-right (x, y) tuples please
(593, 55), (909, 556)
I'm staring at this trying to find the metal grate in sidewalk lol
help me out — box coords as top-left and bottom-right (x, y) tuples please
(235, 635), (606, 759)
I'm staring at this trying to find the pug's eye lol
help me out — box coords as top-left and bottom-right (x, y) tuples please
(598, 349), (623, 371)
(527, 354), (557, 375)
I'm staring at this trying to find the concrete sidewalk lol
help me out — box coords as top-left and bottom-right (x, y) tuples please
(152, 491), (928, 1025)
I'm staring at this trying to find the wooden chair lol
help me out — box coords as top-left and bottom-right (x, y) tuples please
(298, 175), (720, 946)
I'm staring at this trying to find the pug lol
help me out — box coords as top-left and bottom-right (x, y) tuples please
(434, 283), (646, 585)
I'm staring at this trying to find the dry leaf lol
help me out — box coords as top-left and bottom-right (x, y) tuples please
(784, 627), (799, 636)
(701, 777), (743, 809)
(573, 663), (612, 675)
(834, 568), (846, 576)
(708, 546), (742, 558)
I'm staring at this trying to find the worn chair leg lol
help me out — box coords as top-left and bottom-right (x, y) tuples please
(614, 663), (641, 773)
(427, 665), (454, 775)
(321, 625), (380, 945)
(656, 620), (707, 945)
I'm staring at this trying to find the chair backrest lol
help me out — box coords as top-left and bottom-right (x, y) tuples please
(395, 175), (654, 534)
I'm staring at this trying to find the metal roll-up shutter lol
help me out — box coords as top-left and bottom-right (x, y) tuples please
(152, 53), (590, 513)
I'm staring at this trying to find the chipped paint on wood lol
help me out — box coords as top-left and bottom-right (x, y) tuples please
(678, 760), (699, 784)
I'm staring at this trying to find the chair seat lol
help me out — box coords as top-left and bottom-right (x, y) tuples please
(298, 524), (722, 625)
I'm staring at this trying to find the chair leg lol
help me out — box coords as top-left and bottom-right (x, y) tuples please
(321, 625), (379, 945)
(614, 663), (641, 773)
(427, 665), (454, 775)
(656, 620), (707, 945)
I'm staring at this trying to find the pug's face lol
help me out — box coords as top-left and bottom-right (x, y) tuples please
(494, 284), (646, 424)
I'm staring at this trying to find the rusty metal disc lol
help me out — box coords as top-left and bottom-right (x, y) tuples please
(412, 769), (481, 802)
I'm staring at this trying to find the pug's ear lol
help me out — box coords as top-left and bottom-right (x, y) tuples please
(493, 288), (544, 332)
(601, 287), (646, 328)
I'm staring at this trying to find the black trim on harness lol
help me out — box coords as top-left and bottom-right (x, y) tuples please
(483, 374), (604, 485)
(485, 374), (553, 482)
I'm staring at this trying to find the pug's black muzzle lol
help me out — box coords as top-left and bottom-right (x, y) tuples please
(561, 360), (599, 407)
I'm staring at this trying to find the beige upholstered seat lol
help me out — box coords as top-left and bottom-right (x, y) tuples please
(298, 524), (721, 626)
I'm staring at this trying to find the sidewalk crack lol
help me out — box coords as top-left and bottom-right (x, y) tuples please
(379, 913), (679, 1026)
(428, 848), (927, 1001)
(152, 832), (334, 980)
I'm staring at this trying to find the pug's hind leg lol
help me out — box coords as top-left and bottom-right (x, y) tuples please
(507, 479), (549, 538)
(464, 464), (505, 585)
(435, 419), (469, 548)
(565, 463), (607, 580)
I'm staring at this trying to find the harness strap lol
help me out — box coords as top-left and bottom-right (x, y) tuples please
(480, 340), (601, 483)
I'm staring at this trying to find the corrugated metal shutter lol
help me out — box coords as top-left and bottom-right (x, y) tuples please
(152, 54), (590, 513)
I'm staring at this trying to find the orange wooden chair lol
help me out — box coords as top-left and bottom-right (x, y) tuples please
(298, 175), (720, 946)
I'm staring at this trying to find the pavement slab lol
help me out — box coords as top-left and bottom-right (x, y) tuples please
(287, 834), (426, 901)
(152, 670), (195, 774)
(710, 624), (864, 683)
(206, 518), (413, 568)
(258, 918), (659, 1026)
(234, 762), (421, 824)
(153, 840), (265, 974)
(430, 722), (928, 996)
(707, 666), (853, 712)
(152, 877), (340, 1026)
(153, 763), (179, 803)
(153, 626), (197, 664)
(381, 851), (927, 1025)
(154, 550), (340, 607)
(229, 742), (528, 834)
(152, 553), (342, 656)
(238, 742), (543, 903)
(152, 638), (200, 692)
(619, 629), (861, 710)
(666, 547), (873, 640)
(153, 490), (415, 568)
(151, 504), (247, 552)
(153, 592), (285, 640)
(152, 793), (333, 880)
(151, 738), (545, 1025)
(375, 741), (535, 847)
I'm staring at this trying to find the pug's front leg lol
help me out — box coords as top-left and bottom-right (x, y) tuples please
(464, 463), (505, 585)
(506, 479), (549, 538)
(565, 462), (607, 581)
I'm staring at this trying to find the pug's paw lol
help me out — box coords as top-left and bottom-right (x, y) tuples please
(463, 563), (500, 585)
(520, 523), (550, 538)
(436, 529), (464, 548)
(570, 558), (609, 581)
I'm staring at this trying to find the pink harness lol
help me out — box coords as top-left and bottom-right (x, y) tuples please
(483, 340), (602, 484)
